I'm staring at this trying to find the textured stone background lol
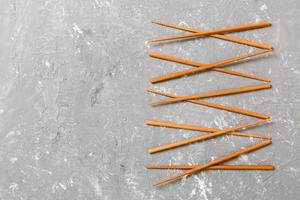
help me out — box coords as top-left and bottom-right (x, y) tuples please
(0, 0), (300, 199)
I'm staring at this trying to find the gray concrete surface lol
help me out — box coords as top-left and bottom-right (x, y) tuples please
(0, 0), (300, 199)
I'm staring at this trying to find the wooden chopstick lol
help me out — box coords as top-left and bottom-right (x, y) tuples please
(150, 52), (270, 83)
(149, 83), (271, 106)
(212, 67), (270, 82)
(149, 119), (268, 154)
(149, 21), (272, 43)
(145, 164), (274, 170)
(150, 49), (270, 83)
(151, 20), (273, 50)
(153, 139), (271, 186)
(145, 120), (271, 139)
(147, 89), (269, 119)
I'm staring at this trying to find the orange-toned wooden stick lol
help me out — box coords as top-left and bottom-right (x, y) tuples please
(149, 119), (267, 154)
(149, 83), (271, 106)
(150, 55), (270, 83)
(149, 21), (272, 42)
(150, 50), (270, 83)
(145, 120), (271, 139)
(145, 164), (274, 170)
(151, 20), (273, 50)
(208, 68), (269, 82)
(147, 89), (270, 119)
(153, 139), (271, 186)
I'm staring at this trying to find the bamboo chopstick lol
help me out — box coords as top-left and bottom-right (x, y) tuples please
(212, 67), (270, 82)
(153, 139), (271, 186)
(150, 52), (270, 83)
(150, 50), (270, 83)
(149, 119), (268, 154)
(151, 20), (273, 50)
(145, 164), (274, 170)
(149, 83), (271, 106)
(147, 89), (270, 119)
(145, 120), (270, 139)
(149, 21), (272, 43)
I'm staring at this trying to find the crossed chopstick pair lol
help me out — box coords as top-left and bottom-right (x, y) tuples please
(146, 20), (274, 186)
(146, 119), (272, 187)
(149, 20), (273, 49)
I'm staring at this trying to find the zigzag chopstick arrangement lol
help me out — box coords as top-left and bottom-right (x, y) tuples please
(145, 20), (274, 187)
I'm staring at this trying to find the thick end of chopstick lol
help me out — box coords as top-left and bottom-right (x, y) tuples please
(148, 148), (158, 154)
(148, 51), (159, 58)
(261, 45), (273, 51)
(144, 119), (159, 126)
(259, 21), (272, 27)
(150, 76), (167, 84)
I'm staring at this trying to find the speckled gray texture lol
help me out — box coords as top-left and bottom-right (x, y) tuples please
(0, 0), (299, 199)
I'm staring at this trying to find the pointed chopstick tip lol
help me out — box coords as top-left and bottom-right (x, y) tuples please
(144, 120), (152, 125)
(151, 20), (161, 24)
(147, 88), (156, 93)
